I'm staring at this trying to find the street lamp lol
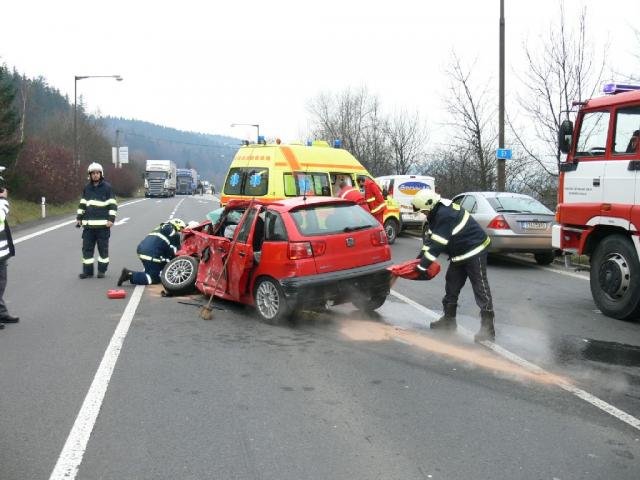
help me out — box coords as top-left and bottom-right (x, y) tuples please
(230, 123), (260, 143)
(74, 75), (123, 170)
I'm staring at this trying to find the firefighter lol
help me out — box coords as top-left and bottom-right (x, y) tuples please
(357, 175), (386, 224)
(411, 189), (495, 342)
(76, 163), (117, 279)
(117, 218), (186, 286)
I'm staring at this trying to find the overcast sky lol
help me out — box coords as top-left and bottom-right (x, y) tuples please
(1, 0), (638, 146)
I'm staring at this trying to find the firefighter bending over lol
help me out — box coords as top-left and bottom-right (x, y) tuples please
(357, 175), (386, 224)
(117, 219), (186, 286)
(412, 189), (496, 342)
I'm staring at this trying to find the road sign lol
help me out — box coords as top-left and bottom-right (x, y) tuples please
(496, 148), (512, 160)
(119, 147), (129, 164)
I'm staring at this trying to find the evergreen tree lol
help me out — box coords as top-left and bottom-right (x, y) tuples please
(0, 66), (22, 168)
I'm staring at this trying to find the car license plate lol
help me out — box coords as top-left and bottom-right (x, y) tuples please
(522, 221), (547, 230)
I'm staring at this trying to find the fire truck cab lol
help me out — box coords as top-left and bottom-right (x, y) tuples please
(554, 83), (640, 320)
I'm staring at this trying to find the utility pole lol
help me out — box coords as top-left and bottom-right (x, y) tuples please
(497, 0), (506, 192)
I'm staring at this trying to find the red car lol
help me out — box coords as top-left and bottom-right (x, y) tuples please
(161, 197), (392, 323)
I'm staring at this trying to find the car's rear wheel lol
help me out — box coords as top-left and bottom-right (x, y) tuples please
(534, 251), (556, 265)
(161, 256), (198, 295)
(353, 294), (387, 313)
(590, 235), (640, 321)
(254, 277), (291, 324)
(384, 218), (400, 245)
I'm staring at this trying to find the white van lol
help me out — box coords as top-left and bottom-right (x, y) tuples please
(376, 174), (435, 229)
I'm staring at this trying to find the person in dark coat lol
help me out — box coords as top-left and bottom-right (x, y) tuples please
(0, 180), (18, 328)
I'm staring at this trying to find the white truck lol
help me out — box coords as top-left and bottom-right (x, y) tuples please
(145, 160), (177, 197)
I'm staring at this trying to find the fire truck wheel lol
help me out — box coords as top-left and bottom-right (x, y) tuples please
(161, 256), (198, 295)
(384, 218), (400, 245)
(590, 234), (640, 321)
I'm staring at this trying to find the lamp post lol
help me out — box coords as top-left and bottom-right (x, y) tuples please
(230, 123), (260, 143)
(74, 75), (123, 170)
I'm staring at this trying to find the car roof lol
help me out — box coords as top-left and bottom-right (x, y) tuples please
(227, 196), (353, 213)
(455, 191), (534, 199)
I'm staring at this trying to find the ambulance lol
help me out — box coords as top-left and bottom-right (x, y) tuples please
(376, 174), (435, 230)
(220, 140), (402, 243)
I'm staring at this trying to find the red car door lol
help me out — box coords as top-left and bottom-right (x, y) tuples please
(227, 207), (261, 301)
(197, 235), (230, 295)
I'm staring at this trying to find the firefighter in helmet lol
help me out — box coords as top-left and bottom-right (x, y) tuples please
(412, 189), (495, 342)
(117, 218), (186, 286)
(76, 162), (117, 279)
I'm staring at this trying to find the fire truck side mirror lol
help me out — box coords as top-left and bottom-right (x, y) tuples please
(558, 119), (574, 155)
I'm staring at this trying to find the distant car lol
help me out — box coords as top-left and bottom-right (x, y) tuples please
(449, 192), (557, 265)
(161, 197), (392, 323)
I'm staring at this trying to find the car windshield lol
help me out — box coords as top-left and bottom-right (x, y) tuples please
(290, 203), (379, 236)
(486, 195), (552, 214)
(206, 207), (244, 226)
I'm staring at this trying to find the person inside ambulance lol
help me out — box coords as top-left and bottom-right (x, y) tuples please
(117, 219), (186, 286)
(626, 130), (640, 153)
(411, 189), (496, 342)
(357, 175), (386, 224)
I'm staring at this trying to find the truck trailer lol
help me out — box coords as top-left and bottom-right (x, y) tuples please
(176, 168), (197, 195)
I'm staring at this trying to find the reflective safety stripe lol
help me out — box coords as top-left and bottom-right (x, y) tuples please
(421, 246), (437, 261)
(85, 199), (117, 207)
(82, 258), (94, 264)
(145, 274), (153, 284)
(77, 209), (85, 215)
(366, 197), (376, 202)
(370, 203), (385, 214)
(81, 219), (109, 226)
(0, 247), (9, 258)
(431, 233), (449, 245)
(138, 254), (165, 263)
(452, 203), (461, 210)
(98, 256), (109, 263)
(451, 237), (491, 263)
(79, 199), (87, 205)
(149, 232), (170, 245)
(108, 210), (117, 216)
(451, 211), (469, 236)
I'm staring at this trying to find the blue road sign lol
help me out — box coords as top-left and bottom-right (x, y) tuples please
(496, 148), (512, 160)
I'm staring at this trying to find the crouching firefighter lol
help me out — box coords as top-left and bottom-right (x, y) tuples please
(117, 219), (186, 286)
(411, 189), (495, 342)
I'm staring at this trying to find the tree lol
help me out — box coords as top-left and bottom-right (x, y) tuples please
(0, 66), (22, 170)
(384, 109), (426, 175)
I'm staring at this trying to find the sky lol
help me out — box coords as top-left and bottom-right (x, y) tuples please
(1, 0), (638, 147)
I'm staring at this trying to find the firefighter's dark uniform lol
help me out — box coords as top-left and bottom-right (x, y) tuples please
(130, 223), (181, 285)
(77, 178), (117, 276)
(417, 200), (494, 336)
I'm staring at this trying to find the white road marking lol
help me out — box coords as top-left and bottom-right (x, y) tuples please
(168, 198), (185, 220)
(390, 289), (640, 432)
(114, 217), (129, 226)
(49, 285), (145, 480)
(504, 254), (589, 281)
(13, 199), (147, 244)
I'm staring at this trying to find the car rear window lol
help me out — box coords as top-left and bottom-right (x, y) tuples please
(486, 196), (553, 214)
(290, 204), (379, 236)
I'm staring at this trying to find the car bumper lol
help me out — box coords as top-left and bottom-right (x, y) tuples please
(279, 261), (393, 307)
(488, 233), (553, 253)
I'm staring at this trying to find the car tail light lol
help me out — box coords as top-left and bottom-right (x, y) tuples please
(311, 240), (326, 256)
(288, 242), (313, 259)
(487, 215), (510, 230)
(370, 230), (387, 245)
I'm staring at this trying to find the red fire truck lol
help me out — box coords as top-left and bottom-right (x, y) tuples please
(554, 83), (640, 320)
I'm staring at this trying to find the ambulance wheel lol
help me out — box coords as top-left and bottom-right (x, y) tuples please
(254, 277), (290, 325)
(353, 294), (387, 313)
(590, 234), (640, 321)
(161, 256), (198, 295)
(384, 218), (400, 245)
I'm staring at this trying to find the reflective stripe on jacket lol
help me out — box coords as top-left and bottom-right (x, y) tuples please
(0, 199), (15, 262)
(136, 223), (181, 263)
(363, 178), (386, 215)
(76, 179), (117, 228)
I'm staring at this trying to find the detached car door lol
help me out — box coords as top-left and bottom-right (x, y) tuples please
(226, 206), (261, 300)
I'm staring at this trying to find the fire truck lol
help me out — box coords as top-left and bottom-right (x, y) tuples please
(554, 83), (640, 320)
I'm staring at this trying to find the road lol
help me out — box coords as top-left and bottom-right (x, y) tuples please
(1, 195), (639, 480)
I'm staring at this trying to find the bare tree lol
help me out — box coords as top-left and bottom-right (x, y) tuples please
(514, 2), (605, 173)
(440, 54), (497, 191)
(384, 109), (427, 175)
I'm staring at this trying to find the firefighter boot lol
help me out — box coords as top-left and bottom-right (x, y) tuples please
(474, 311), (496, 342)
(117, 268), (132, 287)
(430, 303), (457, 331)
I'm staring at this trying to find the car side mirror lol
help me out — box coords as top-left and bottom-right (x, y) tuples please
(558, 119), (573, 155)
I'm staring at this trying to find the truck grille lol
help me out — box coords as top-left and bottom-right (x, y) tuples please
(148, 179), (165, 195)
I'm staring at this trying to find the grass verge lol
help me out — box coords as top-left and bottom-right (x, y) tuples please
(8, 199), (77, 226)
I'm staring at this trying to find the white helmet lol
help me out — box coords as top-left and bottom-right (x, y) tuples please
(87, 162), (103, 174)
(411, 189), (441, 212)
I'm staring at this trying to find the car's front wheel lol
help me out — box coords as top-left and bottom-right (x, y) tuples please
(161, 256), (198, 295)
(254, 277), (290, 324)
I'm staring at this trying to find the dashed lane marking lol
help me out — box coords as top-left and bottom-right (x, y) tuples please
(49, 285), (145, 480)
(390, 289), (640, 432)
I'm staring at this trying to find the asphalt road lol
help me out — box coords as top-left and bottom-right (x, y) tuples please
(1, 195), (639, 480)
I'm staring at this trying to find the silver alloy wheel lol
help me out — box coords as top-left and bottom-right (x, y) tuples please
(164, 257), (195, 286)
(256, 280), (280, 320)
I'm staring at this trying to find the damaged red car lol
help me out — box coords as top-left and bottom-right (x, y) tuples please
(160, 197), (392, 323)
